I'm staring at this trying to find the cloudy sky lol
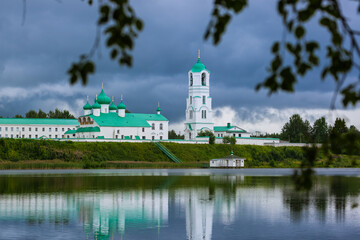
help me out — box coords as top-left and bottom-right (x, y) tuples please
(0, 0), (359, 133)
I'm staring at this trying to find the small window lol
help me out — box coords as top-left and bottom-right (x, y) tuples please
(233, 134), (236, 137)
(29, 135), (31, 138)
(116, 135), (118, 139)
(238, 134), (241, 137)
(201, 73), (206, 86)
(190, 96), (192, 104)
(152, 123), (155, 130)
(49, 128), (52, 132)
(16, 127), (19, 131)
(55, 135), (58, 138)
(0, 134), (1, 138)
(160, 136), (163, 140)
(0, 127), (1, 131)
(29, 127), (31, 131)
(190, 73), (193, 86)
(130, 135), (133, 139)
(190, 110), (193, 119)
(10, 134), (13, 138)
(22, 127), (24, 131)
(49, 135), (51, 138)
(68, 128), (70, 130)
(117, 130), (120, 134)
(62, 135), (64, 138)
(35, 128), (38, 132)
(142, 128), (145, 132)
(160, 124), (163, 130)
(5, 127), (8, 131)
(22, 135), (25, 138)
(201, 110), (206, 119)
(35, 135), (38, 138)
(11, 127), (13, 131)
(62, 128), (65, 131)
(42, 128), (45, 131)
(152, 136), (155, 140)
(142, 136), (145, 139)
(16, 135), (18, 138)
(5, 134), (8, 138)
(203, 96), (206, 104)
(55, 128), (58, 132)
(121, 135), (124, 139)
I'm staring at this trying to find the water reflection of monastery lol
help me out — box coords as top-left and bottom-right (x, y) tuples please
(0, 175), (359, 239)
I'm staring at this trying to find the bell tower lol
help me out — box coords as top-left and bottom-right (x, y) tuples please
(184, 50), (214, 140)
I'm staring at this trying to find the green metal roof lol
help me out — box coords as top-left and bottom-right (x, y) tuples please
(64, 129), (77, 134)
(76, 126), (100, 133)
(191, 58), (210, 73)
(214, 126), (246, 133)
(0, 118), (78, 125)
(83, 101), (92, 110)
(83, 112), (168, 127)
(97, 89), (111, 104)
(117, 101), (126, 109)
(92, 100), (101, 109)
(109, 102), (117, 111)
(156, 107), (162, 112)
(188, 123), (192, 130)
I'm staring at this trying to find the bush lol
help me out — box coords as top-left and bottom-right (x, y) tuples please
(223, 136), (236, 145)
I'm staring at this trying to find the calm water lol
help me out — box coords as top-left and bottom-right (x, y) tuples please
(0, 169), (359, 240)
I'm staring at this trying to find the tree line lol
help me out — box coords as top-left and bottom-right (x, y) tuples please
(13, 109), (75, 119)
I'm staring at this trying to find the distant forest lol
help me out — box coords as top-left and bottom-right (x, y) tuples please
(0, 109), (75, 119)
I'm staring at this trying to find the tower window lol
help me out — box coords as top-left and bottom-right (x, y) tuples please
(203, 96), (206, 104)
(152, 123), (155, 130)
(190, 73), (193, 86)
(190, 96), (192, 104)
(189, 110), (193, 119)
(201, 73), (206, 86)
(201, 110), (206, 119)
(160, 123), (163, 130)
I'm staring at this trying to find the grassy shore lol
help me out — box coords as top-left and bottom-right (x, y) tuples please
(0, 139), (359, 169)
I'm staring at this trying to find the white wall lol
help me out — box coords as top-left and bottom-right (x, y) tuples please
(0, 124), (77, 139)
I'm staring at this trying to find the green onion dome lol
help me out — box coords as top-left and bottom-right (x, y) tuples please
(109, 102), (117, 111)
(156, 107), (162, 112)
(83, 101), (92, 110)
(117, 101), (126, 110)
(191, 58), (209, 72)
(96, 89), (111, 104)
(92, 100), (101, 109)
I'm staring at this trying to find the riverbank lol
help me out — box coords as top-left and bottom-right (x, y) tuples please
(0, 139), (359, 169)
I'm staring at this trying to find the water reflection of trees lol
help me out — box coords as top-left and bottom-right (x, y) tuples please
(283, 176), (360, 223)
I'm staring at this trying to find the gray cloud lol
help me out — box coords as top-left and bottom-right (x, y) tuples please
(0, 0), (359, 129)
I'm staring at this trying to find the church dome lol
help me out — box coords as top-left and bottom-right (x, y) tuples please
(96, 89), (111, 104)
(117, 101), (126, 110)
(92, 100), (101, 109)
(156, 106), (162, 112)
(109, 102), (117, 111)
(83, 101), (92, 110)
(191, 58), (209, 73)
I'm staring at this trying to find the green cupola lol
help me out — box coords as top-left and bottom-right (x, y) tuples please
(190, 50), (210, 73)
(92, 99), (101, 109)
(96, 84), (111, 104)
(117, 101), (126, 110)
(83, 97), (92, 110)
(109, 97), (117, 111)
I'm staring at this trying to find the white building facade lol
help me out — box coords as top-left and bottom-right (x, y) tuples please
(65, 87), (169, 140)
(184, 51), (214, 140)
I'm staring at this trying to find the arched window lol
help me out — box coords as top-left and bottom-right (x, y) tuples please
(152, 123), (155, 130)
(160, 123), (163, 130)
(190, 73), (193, 86)
(202, 110), (206, 119)
(189, 110), (193, 119)
(201, 73), (206, 86)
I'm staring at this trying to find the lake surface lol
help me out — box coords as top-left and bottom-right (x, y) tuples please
(0, 169), (359, 239)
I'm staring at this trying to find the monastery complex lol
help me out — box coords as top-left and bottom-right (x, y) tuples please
(0, 52), (279, 145)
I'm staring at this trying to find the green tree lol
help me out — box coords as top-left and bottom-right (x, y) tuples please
(37, 109), (47, 118)
(25, 110), (38, 118)
(281, 114), (311, 143)
(48, 109), (75, 119)
(311, 117), (329, 143)
(331, 118), (349, 135)
(223, 136), (236, 145)
(168, 130), (184, 139)
(197, 130), (215, 144)
(14, 114), (23, 118)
